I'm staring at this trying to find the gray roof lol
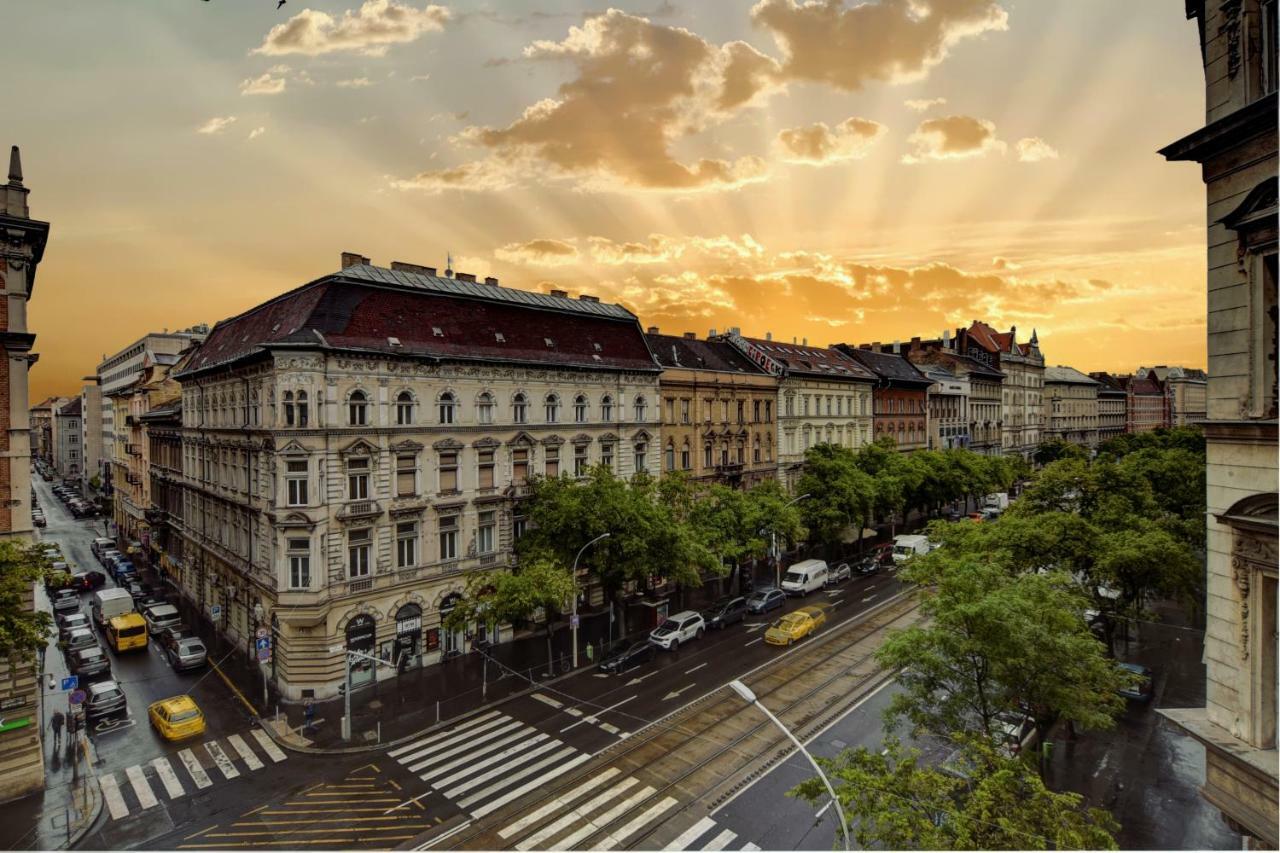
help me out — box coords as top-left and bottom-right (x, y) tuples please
(1044, 365), (1099, 385)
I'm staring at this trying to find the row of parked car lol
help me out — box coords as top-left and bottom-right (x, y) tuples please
(50, 482), (98, 519)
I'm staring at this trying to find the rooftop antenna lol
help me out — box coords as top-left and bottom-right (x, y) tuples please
(445, 251), (454, 278)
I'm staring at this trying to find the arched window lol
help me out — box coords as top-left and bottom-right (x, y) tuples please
(438, 392), (456, 425)
(601, 395), (613, 421)
(574, 395), (588, 424)
(512, 393), (528, 425)
(665, 440), (675, 471)
(396, 391), (415, 425)
(704, 442), (713, 468)
(634, 395), (647, 422)
(545, 394), (559, 423)
(348, 390), (368, 426)
(477, 392), (495, 425)
(680, 440), (691, 470)
(296, 390), (309, 427)
(282, 391), (295, 427)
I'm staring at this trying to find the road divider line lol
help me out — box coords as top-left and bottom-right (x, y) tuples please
(560, 694), (637, 733)
(685, 663), (708, 675)
(744, 638), (763, 646)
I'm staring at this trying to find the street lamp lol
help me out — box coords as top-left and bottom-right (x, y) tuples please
(772, 494), (810, 588)
(728, 679), (850, 851)
(571, 532), (610, 670)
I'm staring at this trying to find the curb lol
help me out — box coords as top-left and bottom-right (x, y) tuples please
(63, 775), (103, 851)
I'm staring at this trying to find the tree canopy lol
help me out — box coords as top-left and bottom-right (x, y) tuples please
(0, 542), (55, 659)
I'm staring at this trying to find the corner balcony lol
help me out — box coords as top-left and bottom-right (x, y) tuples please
(336, 499), (382, 521)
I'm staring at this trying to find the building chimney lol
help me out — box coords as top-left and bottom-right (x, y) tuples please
(549, 288), (569, 298)
(484, 276), (500, 286)
(578, 294), (600, 302)
(390, 261), (437, 276)
(871, 341), (881, 349)
(683, 332), (696, 339)
(859, 344), (871, 350)
(765, 332), (772, 341)
(455, 272), (477, 282)
(802, 337), (808, 346)
(8, 146), (22, 185)
(792, 337), (797, 344)
(942, 329), (951, 348)
(709, 328), (718, 338)
(341, 252), (370, 269)
(647, 326), (660, 334)
(893, 340), (901, 354)
(911, 336), (921, 345)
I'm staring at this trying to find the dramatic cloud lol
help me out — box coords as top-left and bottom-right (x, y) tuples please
(588, 234), (765, 265)
(904, 96), (947, 112)
(1016, 136), (1059, 162)
(901, 114), (1005, 163)
(751, 0), (1009, 91)
(336, 77), (374, 88)
(776, 117), (886, 164)
(240, 72), (286, 96)
(248, 127), (267, 140)
(495, 238), (580, 266)
(992, 256), (1020, 270)
(254, 0), (449, 57)
(196, 116), (237, 135)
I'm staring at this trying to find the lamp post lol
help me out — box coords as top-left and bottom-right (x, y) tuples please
(571, 532), (610, 670)
(772, 494), (810, 589)
(729, 679), (850, 851)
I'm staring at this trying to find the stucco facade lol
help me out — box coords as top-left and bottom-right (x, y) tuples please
(80, 381), (103, 492)
(1142, 365), (1209, 425)
(52, 397), (82, 478)
(919, 364), (970, 450)
(1043, 366), (1100, 447)
(1157, 1), (1278, 847)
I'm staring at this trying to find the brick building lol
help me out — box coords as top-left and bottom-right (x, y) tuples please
(836, 344), (932, 452)
(1120, 370), (1172, 433)
(900, 335), (1005, 455)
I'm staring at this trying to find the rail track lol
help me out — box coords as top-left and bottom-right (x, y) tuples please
(418, 589), (923, 851)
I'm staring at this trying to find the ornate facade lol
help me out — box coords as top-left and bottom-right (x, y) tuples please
(837, 345), (932, 453)
(1042, 366), (1100, 447)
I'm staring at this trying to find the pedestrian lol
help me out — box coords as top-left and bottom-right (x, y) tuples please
(303, 698), (315, 733)
(49, 709), (64, 751)
(586, 641), (594, 665)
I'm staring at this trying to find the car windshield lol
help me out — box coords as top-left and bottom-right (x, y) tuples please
(170, 708), (200, 723)
(783, 571), (803, 583)
(95, 689), (121, 701)
(656, 620), (678, 633)
(181, 641), (205, 654)
(893, 545), (913, 555)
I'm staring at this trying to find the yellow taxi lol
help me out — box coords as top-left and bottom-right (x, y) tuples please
(148, 695), (206, 741)
(764, 605), (829, 646)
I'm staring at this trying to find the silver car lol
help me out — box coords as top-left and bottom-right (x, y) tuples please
(166, 637), (208, 672)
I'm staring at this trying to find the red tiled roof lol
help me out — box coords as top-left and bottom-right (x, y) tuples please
(181, 270), (659, 377)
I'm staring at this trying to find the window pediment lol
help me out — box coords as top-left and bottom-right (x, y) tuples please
(391, 439), (425, 452)
(433, 437), (464, 451)
(507, 431), (537, 447)
(277, 440), (309, 456)
(472, 436), (501, 449)
(340, 437), (379, 457)
(541, 434), (565, 447)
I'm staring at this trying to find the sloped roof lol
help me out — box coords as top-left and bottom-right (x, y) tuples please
(58, 397), (82, 416)
(180, 265), (659, 378)
(737, 336), (876, 382)
(912, 349), (1005, 380)
(1044, 365), (1098, 385)
(838, 346), (932, 387)
(645, 334), (768, 375)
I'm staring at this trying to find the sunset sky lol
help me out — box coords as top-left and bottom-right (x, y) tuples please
(9, 0), (1207, 403)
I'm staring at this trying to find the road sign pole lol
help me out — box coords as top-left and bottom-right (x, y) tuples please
(341, 653), (352, 742)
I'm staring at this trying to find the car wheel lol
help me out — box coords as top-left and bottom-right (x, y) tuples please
(696, 628), (704, 639)
(670, 640), (678, 652)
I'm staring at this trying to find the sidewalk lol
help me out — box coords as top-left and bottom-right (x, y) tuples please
(0, 735), (103, 851)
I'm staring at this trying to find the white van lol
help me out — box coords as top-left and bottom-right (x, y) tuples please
(781, 559), (829, 596)
(891, 535), (931, 564)
(982, 493), (1010, 512)
(91, 537), (114, 559)
(92, 588), (135, 630)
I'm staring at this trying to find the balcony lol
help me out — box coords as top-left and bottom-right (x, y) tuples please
(505, 483), (533, 499)
(337, 499), (381, 521)
(347, 577), (373, 594)
(125, 443), (141, 457)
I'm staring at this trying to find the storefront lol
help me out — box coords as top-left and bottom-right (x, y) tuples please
(439, 593), (464, 657)
(345, 614), (376, 688)
(393, 603), (422, 671)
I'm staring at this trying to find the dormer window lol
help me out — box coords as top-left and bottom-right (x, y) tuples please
(544, 338), (555, 347)
(432, 327), (444, 337)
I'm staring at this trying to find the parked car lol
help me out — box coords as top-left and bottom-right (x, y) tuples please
(891, 534), (932, 564)
(70, 645), (112, 681)
(57, 611), (91, 642)
(73, 571), (107, 592)
(596, 639), (655, 675)
(852, 555), (880, 576)
(781, 559), (829, 596)
(1117, 662), (1154, 702)
(648, 611), (706, 652)
(764, 605), (829, 646)
(160, 625), (195, 655)
(135, 593), (166, 612)
(148, 695), (206, 741)
(993, 711), (1037, 757)
(702, 596), (748, 630)
(825, 563), (852, 586)
(52, 589), (81, 615)
(142, 603), (183, 636)
(869, 543), (895, 566)
(746, 588), (786, 615)
(166, 637), (208, 672)
(32, 512), (46, 528)
(63, 627), (97, 657)
(91, 538), (114, 559)
(85, 680), (128, 720)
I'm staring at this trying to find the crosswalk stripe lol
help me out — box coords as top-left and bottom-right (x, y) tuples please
(413, 723), (534, 777)
(457, 746), (578, 809)
(742, 843), (762, 850)
(666, 817), (716, 850)
(98, 773), (129, 820)
(409, 722), (529, 773)
(443, 739), (562, 798)
(555, 784), (655, 850)
(227, 734), (264, 771)
(606, 795), (680, 848)
(204, 740), (240, 780)
(178, 748), (213, 789)
(387, 710), (502, 759)
(251, 729), (288, 763)
(404, 718), (519, 769)
(499, 767), (622, 840)
(470, 753), (592, 820)
(432, 733), (549, 788)
(515, 777), (640, 851)
(701, 828), (737, 851)
(531, 693), (563, 709)
(125, 764), (159, 811)
(151, 757), (185, 799)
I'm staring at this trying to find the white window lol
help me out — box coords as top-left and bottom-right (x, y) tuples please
(574, 444), (589, 476)
(396, 521), (417, 568)
(396, 453), (416, 497)
(347, 457), (370, 500)
(665, 442), (675, 471)
(634, 396), (647, 422)
(348, 528), (371, 577)
(287, 537), (310, 588)
(574, 395), (588, 423)
(601, 396), (614, 421)
(396, 391), (414, 425)
(286, 459), (308, 506)
(439, 451), (458, 492)
(477, 393), (495, 425)
(438, 392), (456, 425)
(601, 442), (614, 472)
(439, 515), (458, 560)
(477, 511), (496, 554)
(348, 391), (368, 426)
(545, 394), (560, 423)
(512, 393), (528, 424)
(634, 441), (647, 473)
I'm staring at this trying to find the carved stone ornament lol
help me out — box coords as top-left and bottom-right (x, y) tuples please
(1230, 531), (1276, 660)
(1221, 0), (1243, 78)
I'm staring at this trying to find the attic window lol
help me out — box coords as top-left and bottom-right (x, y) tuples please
(495, 332), (506, 343)
(544, 338), (555, 347)
(592, 354), (602, 362)
(593, 343), (602, 352)
(271, 323), (280, 333)
(432, 327), (444, 337)
(388, 336), (401, 347)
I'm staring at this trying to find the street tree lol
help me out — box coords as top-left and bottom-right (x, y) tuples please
(1033, 438), (1088, 467)
(797, 444), (874, 553)
(0, 542), (54, 659)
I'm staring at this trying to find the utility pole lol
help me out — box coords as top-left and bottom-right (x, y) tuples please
(571, 533), (610, 670)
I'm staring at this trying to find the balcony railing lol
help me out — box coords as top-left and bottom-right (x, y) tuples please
(347, 577), (373, 594)
(337, 499), (381, 520)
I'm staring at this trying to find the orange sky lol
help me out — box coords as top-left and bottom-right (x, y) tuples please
(9, 0), (1208, 403)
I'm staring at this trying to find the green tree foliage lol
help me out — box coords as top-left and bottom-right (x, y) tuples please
(0, 542), (55, 659)
(796, 444), (874, 549)
(442, 555), (574, 669)
(791, 736), (1119, 850)
(1095, 425), (1205, 461)
(1033, 438), (1089, 467)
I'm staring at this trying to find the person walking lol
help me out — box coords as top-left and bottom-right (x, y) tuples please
(303, 698), (315, 734)
(49, 709), (64, 751)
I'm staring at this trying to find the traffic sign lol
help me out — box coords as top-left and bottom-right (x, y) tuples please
(210, 604), (222, 620)
(257, 647), (271, 663)
(60, 676), (78, 692)
(256, 627), (269, 640)
(68, 689), (86, 706)
(569, 614), (580, 629)
(255, 637), (271, 652)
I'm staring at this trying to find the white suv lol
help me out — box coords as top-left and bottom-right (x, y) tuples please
(648, 611), (705, 652)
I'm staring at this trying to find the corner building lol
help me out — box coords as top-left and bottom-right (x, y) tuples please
(172, 257), (660, 699)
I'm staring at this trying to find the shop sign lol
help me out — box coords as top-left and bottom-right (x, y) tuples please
(397, 616), (421, 634)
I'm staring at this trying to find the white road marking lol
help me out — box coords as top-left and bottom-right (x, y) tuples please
(601, 722), (621, 734)
(178, 748), (213, 789)
(151, 757), (185, 799)
(514, 777), (639, 851)
(555, 783), (653, 850)
(387, 710), (501, 759)
(532, 693), (563, 709)
(560, 694), (637, 734)
(744, 638), (763, 647)
(431, 733), (550, 787)
(702, 828), (738, 851)
(457, 746), (578, 809)
(444, 739), (563, 798)
(227, 733), (264, 771)
(828, 599), (844, 607)
(564, 707), (584, 717)
(861, 596), (874, 602)
(625, 671), (659, 686)
(593, 673), (611, 678)
(204, 740), (240, 780)
(469, 753), (592, 819)
(663, 684), (697, 701)
(125, 764), (159, 811)
(742, 843), (762, 850)
(685, 663), (708, 675)
(745, 624), (765, 633)
(406, 719), (525, 771)
(665, 816), (716, 850)
(602, 795), (679, 848)
(422, 728), (539, 780)
(498, 767), (622, 840)
(399, 715), (514, 766)
(98, 773), (129, 820)
(251, 729), (288, 763)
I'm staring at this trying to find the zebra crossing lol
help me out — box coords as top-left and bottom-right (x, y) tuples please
(387, 709), (593, 819)
(97, 728), (288, 821)
(663, 816), (762, 851)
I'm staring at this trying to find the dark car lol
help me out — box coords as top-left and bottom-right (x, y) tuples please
(32, 513), (46, 528)
(52, 589), (81, 615)
(746, 588), (786, 615)
(702, 596), (748, 629)
(597, 639), (656, 675)
(70, 646), (112, 681)
(869, 543), (895, 566)
(1117, 663), (1154, 702)
(166, 637), (208, 672)
(73, 571), (107, 592)
(58, 611), (91, 642)
(852, 555), (880, 576)
(85, 680), (128, 720)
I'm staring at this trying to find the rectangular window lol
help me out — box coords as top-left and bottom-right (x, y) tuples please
(545, 446), (559, 477)
(704, 444), (713, 468)
(513, 516), (527, 541)
(439, 452), (458, 492)
(396, 521), (417, 568)
(288, 538), (310, 588)
(665, 444), (675, 471)
(665, 398), (675, 423)
(477, 511), (496, 554)
(397, 398), (413, 425)
(439, 516), (458, 560)
(348, 528), (371, 578)
(396, 453), (416, 497)
(680, 399), (690, 424)
(347, 457), (370, 500)
(478, 449), (496, 489)
(722, 400), (729, 422)
(513, 448), (529, 483)
(680, 444), (690, 469)
(513, 397), (527, 424)
(574, 444), (589, 476)
(704, 399), (712, 422)
(634, 442), (647, 473)
(286, 459), (308, 506)
(765, 400), (772, 422)
(752, 400), (760, 423)
(600, 442), (614, 472)
(737, 400), (745, 424)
